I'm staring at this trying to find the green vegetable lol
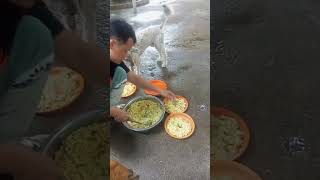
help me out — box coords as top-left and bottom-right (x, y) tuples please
(165, 98), (186, 113)
(54, 122), (107, 180)
(127, 100), (163, 128)
(211, 115), (243, 160)
(167, 117), (192, 138)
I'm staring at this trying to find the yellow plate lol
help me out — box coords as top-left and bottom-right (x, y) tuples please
(121, 82), (137, 98)
(211, 107), (250, 160)
(36, 66), (85, 114)
(144, 80), (167, 96)
(164, 95), (189, 113)
(164, 113), (195, 139)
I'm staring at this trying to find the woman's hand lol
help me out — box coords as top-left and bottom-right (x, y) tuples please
(160, 89), (176, 100)
(111, 107), (130, 122)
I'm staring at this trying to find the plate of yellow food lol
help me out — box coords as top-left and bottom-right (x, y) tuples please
(164, 95), (189, 113)
(211, 107), (250, 160)
(164, 113), (195, 139)
(121, 82), (136, 98)
(37, 66), (84, 114)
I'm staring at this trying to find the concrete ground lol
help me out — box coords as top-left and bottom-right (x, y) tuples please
(213, 0), (320, 179)
(111, 0), (210, 179)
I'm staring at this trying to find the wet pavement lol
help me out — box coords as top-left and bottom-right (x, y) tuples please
(111, 0), (210, 179)
(213, 0), (320, 179)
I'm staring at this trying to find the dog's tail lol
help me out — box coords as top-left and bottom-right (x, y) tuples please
(160, 4), (173, 30)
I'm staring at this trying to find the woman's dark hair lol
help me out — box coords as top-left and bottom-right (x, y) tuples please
(0, 1), (23, 56)
(110, 17), (136, 44)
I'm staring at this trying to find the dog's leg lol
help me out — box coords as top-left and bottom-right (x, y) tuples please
(155, 43), (166, 68)
(134, 65), (139, 75)
(136, 57), (141, 75)
(154, 38), (162, 63)
(163, 47), (168, 67)
(160, 47), (168, 68)
(78, 0), (96, 42)
(131, 59), (138, 74)
(159, 34), (167, 67)
(132, 53), (141, 75)
(133, 64), (139, 75)
(156, 56), (161, 62)
(132, 0), (137, 14)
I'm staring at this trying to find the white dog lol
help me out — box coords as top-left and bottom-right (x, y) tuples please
(128, 4), (173, 75)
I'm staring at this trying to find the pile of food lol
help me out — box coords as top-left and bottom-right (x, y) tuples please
(54, 122), (107, 180)
(126, 99), (163, 128)
(211, 115), (243, 160)
(166, 116), (193, 138)
(37, 66), (84, 113)
(164, 97), (187, 113)
(121, 82), (136, 97)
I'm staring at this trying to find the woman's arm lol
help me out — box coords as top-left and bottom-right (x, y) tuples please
(127, 71), (176, 99)
(127, 71), (162, 93)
